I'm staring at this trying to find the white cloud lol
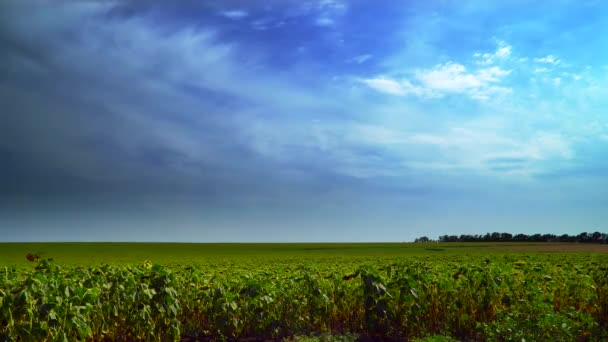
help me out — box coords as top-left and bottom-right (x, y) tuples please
(553, 77), (561, 86)
(495, 45), (512, 58)
(318, 0), (346, 11)
(534, 55), (560, 65)
(221, 10), (248, 19)
(530, 133), (573, 159)
(314, 0), (346, 27)
(362, 39), (518, 101)
(352, 54), (372, 64)
(474, 41), (512, 65)
(362, 77), (436, 98)
(419, 63), (510, 91)
(315, 16), (334, 26)
(316, 120), (576, 177)
(363, 62), (511, 101)
(478, 66), (512, 80)
(469, 86), (512, 101)
(362, 78), (407, 96)
(418, 63), (480, 90)
(400, 80), (437, 97)
(251, 19), (269, 30)
(404, 127), (573, 174)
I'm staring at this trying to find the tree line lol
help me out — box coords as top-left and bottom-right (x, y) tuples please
(415, 231), (608, 243)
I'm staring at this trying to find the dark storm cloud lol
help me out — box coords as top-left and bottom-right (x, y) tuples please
(0, 2), (261, 199)
(0, 1), (403, 205)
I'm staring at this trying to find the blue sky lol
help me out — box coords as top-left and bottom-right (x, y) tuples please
(1, 0), (607, 241)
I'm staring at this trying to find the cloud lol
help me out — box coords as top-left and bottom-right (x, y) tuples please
(405, 127), (574, 175)
(315, 16), (334, 26)
(363, 63), (511, 100)
(534, 54), (560, 65)
(485, 157), (529, 172)
(418, 63), (509, 91)
(351, 54), (372, 64)
(362, 78), (406, 95)
(221, 10), (248, 19)
(251, 19), (268, 30)
(474, 41), (512, 65)
(246, 113), (577, 180)
(314, 0), (346, 27)
(362, 77), (434, 97)
(495, 45), (512, 58)
(553, 77), (561, 86)
(0, 1), (345, 200)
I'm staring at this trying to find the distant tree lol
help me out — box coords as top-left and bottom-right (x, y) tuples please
(542, 234), (556, 242)
(513, 234), (527, 242)
(591, 231), (603, 243)
(415, 236), (430, 243)
(500, 232), (513, 241)
(530, 233), (543, 242)
(416, 231), (606, 244)
(578, 232), (590, 243)
(460, 234), (475, 242)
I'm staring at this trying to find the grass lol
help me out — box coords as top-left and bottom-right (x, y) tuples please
(0, 242), (606, 266)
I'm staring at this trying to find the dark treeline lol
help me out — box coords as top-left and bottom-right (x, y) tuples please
(415, 231), (608, 243)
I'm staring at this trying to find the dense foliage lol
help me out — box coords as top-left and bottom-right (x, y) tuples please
(415, 231), (608, 243)
(1, 253), (607, 341)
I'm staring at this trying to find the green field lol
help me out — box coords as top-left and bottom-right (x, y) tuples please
(2, 242), (607, 266)
(1, 243), (607, 341)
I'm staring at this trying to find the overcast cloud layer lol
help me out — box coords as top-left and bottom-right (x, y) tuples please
(1, 1), (607, 241)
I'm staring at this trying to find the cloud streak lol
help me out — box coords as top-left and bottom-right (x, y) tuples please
(221, 9), (248, 19)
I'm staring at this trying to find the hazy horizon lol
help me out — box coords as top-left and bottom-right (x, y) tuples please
(1, 1), (607, 242)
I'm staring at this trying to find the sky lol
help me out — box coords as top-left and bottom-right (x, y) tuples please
(1, 0), (607, 242)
